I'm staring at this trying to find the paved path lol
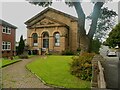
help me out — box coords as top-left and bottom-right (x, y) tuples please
(2, 56), (50, 88)
(100, 46), (119, 89)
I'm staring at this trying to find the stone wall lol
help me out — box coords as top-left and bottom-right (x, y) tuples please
(91, 55), (106, 88)
(44, 10), (78, 51)
(27, 26), (67, 54)
(27, 9), (79, 54)
(0, 25), (2, 58)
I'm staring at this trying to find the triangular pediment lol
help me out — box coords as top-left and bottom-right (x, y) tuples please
(25, 7), (78, 27)
(37, 18), (55, 25)
(28, 16), (68, 28)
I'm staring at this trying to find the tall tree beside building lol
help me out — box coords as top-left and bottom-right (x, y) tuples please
(26, 0), (112, 54)
(18, 35), (25, 55)
(87, 7), (117, 41)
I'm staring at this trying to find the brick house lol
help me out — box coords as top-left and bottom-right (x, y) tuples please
(25, 7), (79, 55)
(0, 19), (17, 58)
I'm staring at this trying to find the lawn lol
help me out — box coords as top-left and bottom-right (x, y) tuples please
(26, 55), (91, 89)
(0, 59), (20, 68)
(0, 55), (35, 68)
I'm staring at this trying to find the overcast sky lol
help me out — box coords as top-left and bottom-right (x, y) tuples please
(0, 0), (119, 41)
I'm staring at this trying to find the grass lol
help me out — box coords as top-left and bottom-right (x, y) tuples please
(26, 55), (91, 89)
(0, 55), (35, 68)
(0, 59), (21, 68)
(28, 55), (35, 58)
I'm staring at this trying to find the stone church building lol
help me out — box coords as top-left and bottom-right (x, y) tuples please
(25, 7), (79, 55)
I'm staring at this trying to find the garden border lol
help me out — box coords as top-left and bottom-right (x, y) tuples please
(1, 60), (21, 68)
(91, 55), (106, 88)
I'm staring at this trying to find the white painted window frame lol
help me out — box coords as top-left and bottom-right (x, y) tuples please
(2, 41), (11, 51)
(2, 26), (11, 34)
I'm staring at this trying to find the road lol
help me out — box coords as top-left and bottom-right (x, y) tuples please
(100, 46), (120, 89)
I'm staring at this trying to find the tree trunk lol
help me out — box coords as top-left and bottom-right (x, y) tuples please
(79, 32), (92, 54)
(73, 2), (103, 54)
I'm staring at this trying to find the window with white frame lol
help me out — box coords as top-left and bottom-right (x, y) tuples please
(54, 32), (60, 46)
(2, 26), (6, 33)
(32, 33), (38, 46)
(2, 26), (11, 34)
(42, 32), (49, 48)
(2, 41), (11, 50)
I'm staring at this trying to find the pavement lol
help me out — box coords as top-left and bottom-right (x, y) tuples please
(100, 46), (120, 89)
(1, 56), (50, 88)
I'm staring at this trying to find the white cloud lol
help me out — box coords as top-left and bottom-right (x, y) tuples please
(0, 0), (26, 2)
(0, 0), (119, 2)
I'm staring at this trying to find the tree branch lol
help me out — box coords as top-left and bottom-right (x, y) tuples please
(88, 2), (104, 39)
(73, 2), (86, 36)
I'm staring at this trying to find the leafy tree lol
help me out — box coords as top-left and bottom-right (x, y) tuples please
(106, 23), (120, 48)
(88, 7), (117, 41)
(26, 0), (112, 54)
(91, 38), (101, 54)
(18, 35), (25, 55)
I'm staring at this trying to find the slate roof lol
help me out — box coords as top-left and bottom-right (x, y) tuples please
(25, 7), (78, 25)
(0, 19), (17, 29)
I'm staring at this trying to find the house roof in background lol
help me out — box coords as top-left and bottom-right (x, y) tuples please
(0, 19), (17, 29)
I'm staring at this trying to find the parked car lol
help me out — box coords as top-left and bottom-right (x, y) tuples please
(115, 45), (119, 49)
(107, 50), (117, 57)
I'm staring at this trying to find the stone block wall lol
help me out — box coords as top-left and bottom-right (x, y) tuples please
(0, 25), (2, 58)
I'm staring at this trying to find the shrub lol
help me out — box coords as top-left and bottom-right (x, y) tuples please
(46, 52), (53, 55)
(76, 48), (81, 56)
(61, 50), (74, 55)
(91, 39), (101, 54)
(77, 48), (81, 52)
(19, 54), (28, 59)
(70, 53), (95, 81)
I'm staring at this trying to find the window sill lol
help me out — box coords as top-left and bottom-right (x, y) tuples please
(54, 46), (60, 47)
(33, 45), (38, 47)
(2, 50), (11, 51)
(2, 32), (11, 35)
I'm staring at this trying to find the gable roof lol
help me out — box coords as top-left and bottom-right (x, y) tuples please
(0, 19), (17, 29)
(27, 15), (69, 28)
(25, 7), (78, 25)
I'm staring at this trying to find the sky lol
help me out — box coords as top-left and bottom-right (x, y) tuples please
(0, 0), (119, 41)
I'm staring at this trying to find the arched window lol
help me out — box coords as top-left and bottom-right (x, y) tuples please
(42, 32), (49, 48)
(32, 33), (38, 46)
(54, 32), (60, 46)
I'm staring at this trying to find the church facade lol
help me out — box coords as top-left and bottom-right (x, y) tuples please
(25, 7), (79, 55)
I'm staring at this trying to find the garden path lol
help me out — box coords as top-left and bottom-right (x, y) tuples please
(2, 56), (50, 88)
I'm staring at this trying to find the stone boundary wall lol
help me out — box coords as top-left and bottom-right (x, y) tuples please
(91, 55), (106, 88)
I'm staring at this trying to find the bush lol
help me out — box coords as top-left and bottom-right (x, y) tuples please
(46, 53), (52, 55)
(19, 54), (28, 59)
(70, 53), (95, 81)
(61, 50), (74, 55)
(77, 48), (81, 52)
(91, 39), (101, 54)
